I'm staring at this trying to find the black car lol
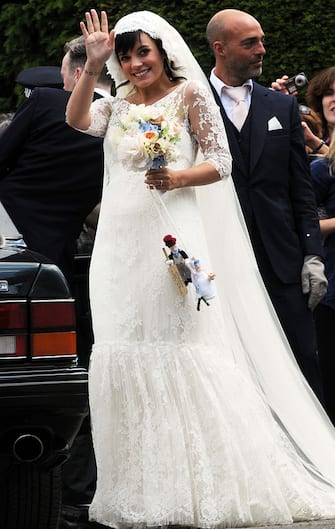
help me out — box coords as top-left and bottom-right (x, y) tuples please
(0, 203), (89, 529)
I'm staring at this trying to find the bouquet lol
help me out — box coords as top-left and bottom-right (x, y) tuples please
(114, 104), (181, 171)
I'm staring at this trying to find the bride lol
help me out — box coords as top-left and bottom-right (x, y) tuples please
(66, 9), (335, 529)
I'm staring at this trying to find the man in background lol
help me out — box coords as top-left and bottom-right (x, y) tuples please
(0, 35), (112, 529)
(0, 36), (111, 285)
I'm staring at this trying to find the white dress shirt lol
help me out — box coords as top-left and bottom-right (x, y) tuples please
(209, 69), (253, 123)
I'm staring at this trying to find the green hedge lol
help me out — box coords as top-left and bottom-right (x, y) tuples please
(1, 0), (334, 111)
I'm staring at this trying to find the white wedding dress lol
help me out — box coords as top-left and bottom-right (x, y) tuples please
(80, 81), (335, 528)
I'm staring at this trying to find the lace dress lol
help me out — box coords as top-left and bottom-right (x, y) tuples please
(82, 81), (335, 528)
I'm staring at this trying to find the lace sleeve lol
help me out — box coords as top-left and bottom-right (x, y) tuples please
(184, 80), (232, 179)
(69, 96), (114, 138)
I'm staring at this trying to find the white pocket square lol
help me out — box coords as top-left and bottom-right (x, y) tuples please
(268, 116), (283, 131)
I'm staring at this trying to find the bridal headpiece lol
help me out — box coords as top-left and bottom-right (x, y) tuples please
(106, 11), (208, 97)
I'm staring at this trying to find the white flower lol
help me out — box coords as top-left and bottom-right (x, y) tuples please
(117, 134), (150, 170)
(113, 104), (181, 173)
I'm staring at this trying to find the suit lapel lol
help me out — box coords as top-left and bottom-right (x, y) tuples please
(249, 83), (270, 174)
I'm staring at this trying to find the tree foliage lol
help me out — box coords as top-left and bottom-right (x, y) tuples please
(1, 0), (334, 111)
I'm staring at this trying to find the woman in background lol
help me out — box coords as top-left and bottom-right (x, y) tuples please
(310, 133), (335, 425)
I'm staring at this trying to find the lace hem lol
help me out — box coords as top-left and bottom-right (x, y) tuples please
(88, 341), (335, 529)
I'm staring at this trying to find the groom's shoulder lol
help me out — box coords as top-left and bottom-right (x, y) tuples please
(253, 81), (296, 108)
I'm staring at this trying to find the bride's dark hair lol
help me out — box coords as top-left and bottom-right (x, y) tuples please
(115, 30), (185, 92)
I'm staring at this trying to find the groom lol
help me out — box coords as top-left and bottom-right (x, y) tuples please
(206, 9), (327, 400)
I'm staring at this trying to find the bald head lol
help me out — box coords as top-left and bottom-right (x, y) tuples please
(206, 9), (266, 86)
(207, 9), (261, 47)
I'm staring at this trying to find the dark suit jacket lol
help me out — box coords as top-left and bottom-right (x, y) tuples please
(0, 87), (104, 283)
(210, 81), (322, 284)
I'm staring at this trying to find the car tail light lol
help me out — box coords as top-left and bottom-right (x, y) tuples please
(0, 335), (26, 357)
(30, 300), (77, 359)
(0, 301), (28, 358)
(31, 332), (76, 357)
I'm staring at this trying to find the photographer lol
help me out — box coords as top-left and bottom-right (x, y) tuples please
(306, 67), (335, 145)
(271, 74), (329, 156)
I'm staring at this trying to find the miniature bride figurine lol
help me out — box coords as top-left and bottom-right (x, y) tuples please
(186, 257), (216, 310)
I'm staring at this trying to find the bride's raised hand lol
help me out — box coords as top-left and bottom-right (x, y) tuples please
(80, 9), (115, 64)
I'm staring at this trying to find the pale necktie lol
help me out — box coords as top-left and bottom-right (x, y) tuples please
(225, 86), (249, 131)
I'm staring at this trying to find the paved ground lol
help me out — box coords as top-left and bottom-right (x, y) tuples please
(60, 516), (335, 529)
(234, 521), (335, 529)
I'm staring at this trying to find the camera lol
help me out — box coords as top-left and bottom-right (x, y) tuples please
(298, 104), (311, 115)
(285, 72), (308, 94)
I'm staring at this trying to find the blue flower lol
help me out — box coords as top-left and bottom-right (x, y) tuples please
(138, 120), (159, 133)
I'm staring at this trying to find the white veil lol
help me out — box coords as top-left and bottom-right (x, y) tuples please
(106, 10), (209, 97)
(106, 10), (335, 485)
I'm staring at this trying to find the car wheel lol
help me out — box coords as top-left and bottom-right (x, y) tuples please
(0, 463), (62, 529)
